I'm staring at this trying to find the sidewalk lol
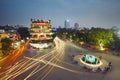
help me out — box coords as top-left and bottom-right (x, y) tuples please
(70, 40), (120, 57)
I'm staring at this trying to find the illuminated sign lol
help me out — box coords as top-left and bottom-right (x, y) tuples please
(31, 23), (48, 28)
(37, 23), (47, 26)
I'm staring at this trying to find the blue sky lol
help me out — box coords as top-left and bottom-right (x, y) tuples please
(0, 0), (120, 28)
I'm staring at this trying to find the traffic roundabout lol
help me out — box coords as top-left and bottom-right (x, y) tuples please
(74, 54), (109, 72)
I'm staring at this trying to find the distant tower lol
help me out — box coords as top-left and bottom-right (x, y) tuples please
(74, 23), (79, 30)
(117, 30), (120, 38)
(64, 20), (70, 28)
(111, 26), (118, 31)
(111, 26), (118, 34)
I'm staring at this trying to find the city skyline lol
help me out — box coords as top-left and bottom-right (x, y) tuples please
(0, 0), (120, 28)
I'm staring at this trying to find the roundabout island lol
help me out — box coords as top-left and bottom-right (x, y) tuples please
(74, 54), (109, 72)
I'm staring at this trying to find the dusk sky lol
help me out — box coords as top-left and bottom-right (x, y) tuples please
(0, 0), (120, 28)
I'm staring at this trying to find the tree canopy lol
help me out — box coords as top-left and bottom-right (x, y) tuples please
(88, 30), (114, 47)
(1, 37), (12, 55)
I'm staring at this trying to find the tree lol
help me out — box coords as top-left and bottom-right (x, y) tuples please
(17, 27), (30, 40)
(88, 29), (114, 48)
(1, 37), (12, 55)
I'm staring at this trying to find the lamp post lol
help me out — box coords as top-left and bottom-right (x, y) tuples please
(99, 42), (104, 51)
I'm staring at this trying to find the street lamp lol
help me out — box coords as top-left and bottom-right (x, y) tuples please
(99, 42), (105, 51)
(26, 37), (29, 40)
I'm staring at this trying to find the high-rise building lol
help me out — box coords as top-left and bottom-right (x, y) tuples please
(64, 20), (70, 28)
(74, 23), (79, 30)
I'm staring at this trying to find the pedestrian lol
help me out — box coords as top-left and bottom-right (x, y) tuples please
(102, 67), (107, 73)
(69, 54), (74, 61)
(97, 67), (101, 72)
(106, 66), (109, 71)
(108, 62), (112, 70)
(70, 54), (74, 59)
(108, 62), (112, 66)
(99, 56), (102, 59)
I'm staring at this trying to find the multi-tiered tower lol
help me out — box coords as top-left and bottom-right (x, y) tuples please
(30, 19), (53, 43)
(30, 19), (53, 49)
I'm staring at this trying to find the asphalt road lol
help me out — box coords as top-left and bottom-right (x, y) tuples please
(1, 37), (120, 80)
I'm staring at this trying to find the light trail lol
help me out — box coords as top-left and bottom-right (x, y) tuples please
(24, 57), (80, 74)
(0, 59), (27, 76)
(24, 38), (66, 80)
(54, 56), (77, 67)
(0, 37), (83, 80)
(66, 40), (86, 52)
(23, 65), (41, 80)
(1, 38), (55, 79)
(12, 50), (56, 78)
(0, 48), (56, 80)
(38, 45), (65, 80)
(24, 37), (73, 79)
(23, 40), (80, 80)
(23, 48), (60, 79)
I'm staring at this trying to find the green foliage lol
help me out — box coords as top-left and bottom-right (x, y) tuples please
(88, 30), (114, 47)
(1, 37), (12, 55)
(56, 27), (114, 48)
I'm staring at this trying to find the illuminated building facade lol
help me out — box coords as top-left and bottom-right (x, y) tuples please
(8, 30), (21, 41)
(30, 19), (53, 43)
(0, 29), (21, 49)
(0, 29), (8, 40)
